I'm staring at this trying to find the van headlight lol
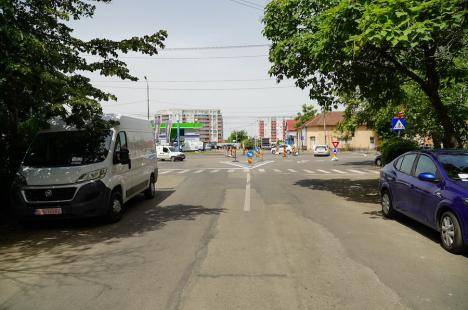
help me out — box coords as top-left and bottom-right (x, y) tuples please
(76, 169), (107, 183)
(13, 172), (27, 186)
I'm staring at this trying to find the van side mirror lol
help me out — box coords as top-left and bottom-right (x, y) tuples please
(418, 172), (438, 182)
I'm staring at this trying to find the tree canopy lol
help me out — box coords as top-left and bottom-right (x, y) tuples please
(263, 0), (468, 147)
(227, 130), (249, 143)
(295, 104), (317, 128)
(0, 1), (167, 182)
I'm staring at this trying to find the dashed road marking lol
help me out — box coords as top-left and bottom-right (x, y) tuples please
(259, 168), (265, 173)
(288, 169), (297, 173)
(331, 169), (347, 174)
(228, 169), (235, 173)
(274, 169), (282, 173)
(193, 170), (204, 174)
(348, 169), (366, 174)
(244, 171), (251, 212)
(210, 169), (219, 173)
(304, 169), (315, 174)
(177, 169), (189, 174)
(317, 169), (331, 174)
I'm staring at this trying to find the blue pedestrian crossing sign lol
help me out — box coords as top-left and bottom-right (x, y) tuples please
(392, 117), (407, 131)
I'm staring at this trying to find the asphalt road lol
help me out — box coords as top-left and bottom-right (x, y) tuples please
(1, 152), (467, 310)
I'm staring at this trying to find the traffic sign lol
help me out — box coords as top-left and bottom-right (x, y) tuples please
(392, 117), (407, 131)
(246, 150), (254, 158)
(332, 141), (339, 148)
(332, 148), (337, 154)
(301, 135), (304, 141)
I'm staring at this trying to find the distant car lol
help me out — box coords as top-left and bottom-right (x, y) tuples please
(156, 145), (185, 161)
(379, 150), (468, 253)
(375, 154), (382, 166)
(271, 144), (292, 154)
(313, 145), (330, 156)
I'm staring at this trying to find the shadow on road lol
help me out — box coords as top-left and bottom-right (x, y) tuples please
(0, 189), (224, 253)
(294, 178), (380, 204)
(337, 160), (376, 166)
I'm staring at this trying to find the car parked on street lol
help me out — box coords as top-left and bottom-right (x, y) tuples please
(11, 115), (158, 223)
(271, 144), (292, 154)
(156, 145), (185, 161)
(375, 154), (382, 166)
(379, 150), (468, 253)
(313, 145), (330, 157)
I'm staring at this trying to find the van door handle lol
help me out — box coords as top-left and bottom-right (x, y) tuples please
(434, 192), (442, 198)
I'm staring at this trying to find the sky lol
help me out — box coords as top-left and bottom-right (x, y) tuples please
(70, 0), (317, 137)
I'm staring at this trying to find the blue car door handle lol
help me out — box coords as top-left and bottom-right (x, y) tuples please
(434, 192), (443, 198)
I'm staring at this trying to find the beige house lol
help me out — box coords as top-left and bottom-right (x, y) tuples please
(298, 111), (379, 151)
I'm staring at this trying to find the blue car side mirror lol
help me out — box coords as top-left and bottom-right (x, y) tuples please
(418, 172), (438, 182)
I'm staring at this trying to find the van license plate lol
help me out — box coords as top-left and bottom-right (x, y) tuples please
(35, 208), (62, 215)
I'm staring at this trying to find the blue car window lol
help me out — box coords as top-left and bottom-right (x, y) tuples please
(400, 154), (417, 175)
(394, 156), (403, 170)
(414, 155), (438, 176)
(438, 154), (468, 180)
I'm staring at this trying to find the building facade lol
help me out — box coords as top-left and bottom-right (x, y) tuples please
(299, 111), (378, 151)
(155, 109), (223, 143)
(257, 117), (292, 144)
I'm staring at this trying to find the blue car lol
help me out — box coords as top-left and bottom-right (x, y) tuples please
(379, 150), (468, 253)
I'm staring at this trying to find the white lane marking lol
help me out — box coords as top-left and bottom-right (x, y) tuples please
(331, 169), (347, 174)
(210, 169), (219, 173)
(177, 169), (190, 174)
(259, 168), (265, 173)
(348, 169), (366, 174)
(194, 170), (204, 174)
(288, 169), (297, 173)
(317, 169), (331, 174)
(251, 160), (274, 169)
(367, 170), (380, 174)
(274, 169), (282, 173)
(244, 171), (251, 212)
(228, 169), (235, 173)
(304, 169), (315, 174)
(220, 161), (248, 169)
(160, 170), (172, 175)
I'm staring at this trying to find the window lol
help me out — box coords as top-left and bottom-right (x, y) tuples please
(115, 131), (128, 152)
(163, 147), (169, 153)
(399, 154), (417, 175)
(394, 156), (403, 170)
(414, 155), (438, 176)
(370, 137), (375, 144)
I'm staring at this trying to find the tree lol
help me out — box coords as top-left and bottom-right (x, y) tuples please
(295, 104), (317, 128)
(0, 1), (167, 191)
(263, 0), (468, 147)
(228, 130), (248, 143)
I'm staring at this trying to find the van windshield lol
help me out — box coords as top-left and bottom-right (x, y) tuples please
(23, 130), (112, 167)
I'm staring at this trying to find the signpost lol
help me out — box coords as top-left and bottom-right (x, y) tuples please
(331, 141), (339, 161)
(392, 113), (407, 137)
(246, 150), (254, 165)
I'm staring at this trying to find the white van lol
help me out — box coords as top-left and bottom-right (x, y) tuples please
(11, 114), (158, 223)
(156, 145), (185, 161)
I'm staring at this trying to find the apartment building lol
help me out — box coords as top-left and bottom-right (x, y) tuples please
(155, 109), (223, 143)
(257, 117), (292, 144)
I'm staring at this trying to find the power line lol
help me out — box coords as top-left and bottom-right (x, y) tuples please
(226, 0), (263, 11)
(162, 44), (270, 51)
(98, 86), (297, 91)
(92, 78), (276, 83)
(88, 54), (268, 60)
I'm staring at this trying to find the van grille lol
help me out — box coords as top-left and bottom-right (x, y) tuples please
(24, 187), (77, 202)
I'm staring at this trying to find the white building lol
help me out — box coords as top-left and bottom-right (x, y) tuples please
(155, 109), (223, 143)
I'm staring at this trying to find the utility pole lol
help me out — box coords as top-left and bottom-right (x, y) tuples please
(176, 115), (181, 152)
(323, 108), (327, 146)
(144, 76), (150, 120)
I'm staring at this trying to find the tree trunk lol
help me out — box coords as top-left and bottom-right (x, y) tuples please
(425, 90), (459, 148)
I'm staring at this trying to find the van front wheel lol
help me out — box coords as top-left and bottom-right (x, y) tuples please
(144, 176), (156, 199)
(105, 191), (124, 223)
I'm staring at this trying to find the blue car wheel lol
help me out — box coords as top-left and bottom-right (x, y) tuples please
(440, 211), (466, 254)
(381, 191), (396, 218)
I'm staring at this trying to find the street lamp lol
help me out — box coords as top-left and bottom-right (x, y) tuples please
(144, 76), (149, 120)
